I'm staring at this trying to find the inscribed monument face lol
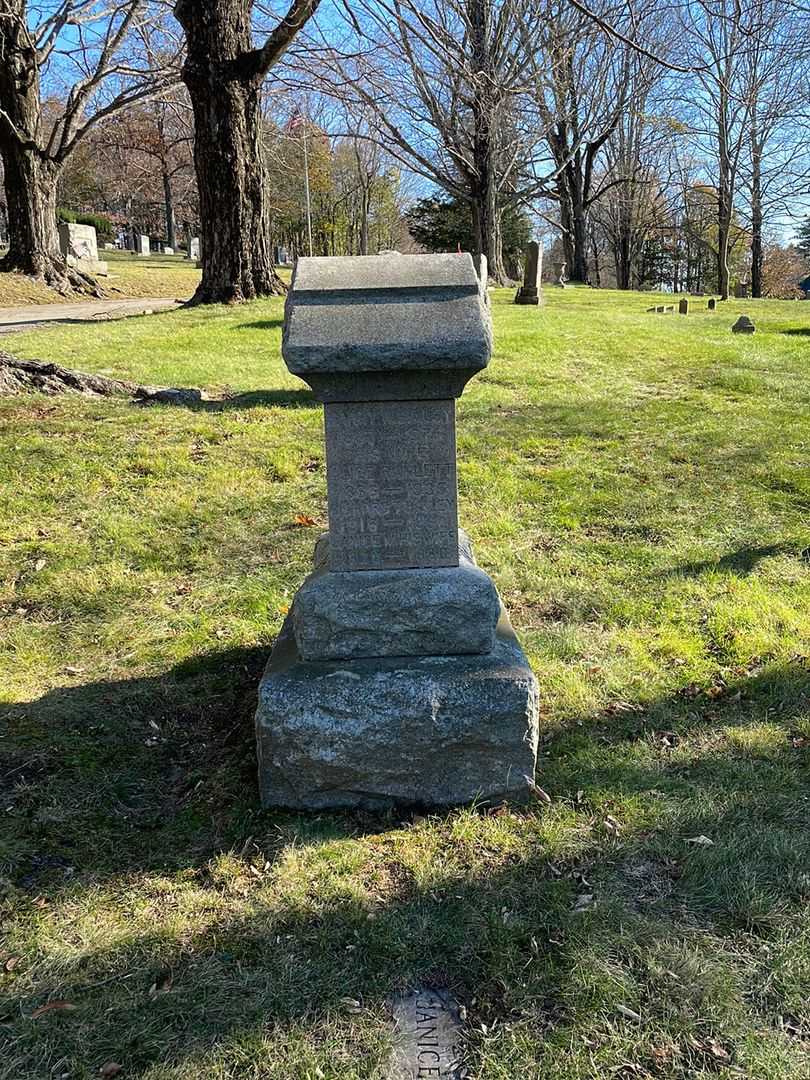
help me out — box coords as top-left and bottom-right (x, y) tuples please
(325, 400), (458, 571)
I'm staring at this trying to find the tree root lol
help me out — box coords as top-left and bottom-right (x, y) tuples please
(0, 352), (203, 405)
(0, 255), (106, 299)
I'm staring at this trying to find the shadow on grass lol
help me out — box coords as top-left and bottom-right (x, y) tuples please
(233, 318), (285, 331)
(665, 543), (804, 578)
(3, 653), (809, 1075)
(781, 328), (810, 336)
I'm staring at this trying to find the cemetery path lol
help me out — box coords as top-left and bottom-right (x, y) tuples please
(0, 296), (182, 335)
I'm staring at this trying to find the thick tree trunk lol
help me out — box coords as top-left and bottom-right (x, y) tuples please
(175, 0), (285, 304)
(468, 0), (507, 284)
(615, 230), (631, 290)
(558, 184), (575, 277)
(570, 196), (588, 283)
(557, 170), (588, 283)
(0, 6), (97, 293)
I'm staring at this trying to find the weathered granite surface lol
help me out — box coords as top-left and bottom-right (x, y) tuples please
(388, 988), (464, 1079)
(58, 223), (108, 276)
(732, 314), (755, 334)
(256, 606), (539, 810)
(325, 399), (458, 571)
(282, 253), (491, 401)
(293, 533), (500, 660)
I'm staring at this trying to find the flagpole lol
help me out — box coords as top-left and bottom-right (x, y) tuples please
(302, 99), (313, 258)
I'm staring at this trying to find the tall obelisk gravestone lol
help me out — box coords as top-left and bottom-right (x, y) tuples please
(255, 253), (539, 809)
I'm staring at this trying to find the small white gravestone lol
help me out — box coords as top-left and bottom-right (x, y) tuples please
(163, 246), (174, 255)
(138, 234), (150, 256)
(188, 237), (200, 260)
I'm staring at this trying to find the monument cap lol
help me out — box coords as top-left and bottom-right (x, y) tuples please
(282, 253), (492, 401)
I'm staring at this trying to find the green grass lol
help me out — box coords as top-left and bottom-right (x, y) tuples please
(1, 288), (809, 1078)
(0, 250), (202, 306)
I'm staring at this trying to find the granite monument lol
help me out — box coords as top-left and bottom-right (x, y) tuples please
(58, 222), (108, 276)
(514, 241), (542, 305)
(255, 253), (539, 810)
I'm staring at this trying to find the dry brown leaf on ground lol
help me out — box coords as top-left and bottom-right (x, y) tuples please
(293, 513), (318, 527)
(31, 1000), (76, 1019)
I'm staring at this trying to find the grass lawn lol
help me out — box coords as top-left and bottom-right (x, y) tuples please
(1, 288), (810, 1079)
(0, 251), (202, 306)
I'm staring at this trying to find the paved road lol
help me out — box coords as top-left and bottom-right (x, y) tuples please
(0, 297), (182, 336)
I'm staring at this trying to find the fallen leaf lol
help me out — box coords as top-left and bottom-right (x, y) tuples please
(31, 1000), (76, 1019)
(603, 814), (622, 833)
(4, 957), (20, 972)
(686, 835), (714, 846)
(64, 666), (83, 676)
(616, 1003), (642, 1022)
(527, 780), (552, 805)
(99, 1063), (123, 1077)
(293, 513), (317, 527)
(34, 558), (47, 572)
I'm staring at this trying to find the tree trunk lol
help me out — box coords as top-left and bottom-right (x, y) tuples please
(468, 0), (507, 284)
(175, 0), (285, 304)
(716, 81), (731, 301)
(750, 124), (763, 299)
(359, 186), (370, 255)
(0, 6), (97, 293)
(163, 169), (177, 249)
(570, 196), (588, 283)
(558, 184), (575, 278)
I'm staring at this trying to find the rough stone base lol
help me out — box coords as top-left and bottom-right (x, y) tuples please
(67, 255), (108, 276)
(256, 607), (539, 810)
(293, 532), (500, 660)
(514, 286), (540, 305)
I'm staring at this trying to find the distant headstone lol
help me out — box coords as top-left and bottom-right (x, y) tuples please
(679, 298), (689, 315)
(255, 253), (539, 810)
(163, 246), (174, 255)
(732, 314), (755, 334)
(58, 223), (107, 276)
(138, 234), (150, 256)
(514, 241), (542, 305)
(103, 242), (115, 250)
(708, 298), (717, 310)
(388, 988), (464, 1079)
(188, 237), (200, 260)
(734, 280), (750, 299)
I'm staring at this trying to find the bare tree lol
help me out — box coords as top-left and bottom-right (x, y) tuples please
(678, 1), (756, 300)
(0, 0), (177, 290)
(738, 0), (810, 297)
(314, 0), (549, 282)
(97, 92), (195, 248)
(173, 0), (320, 304)
(525, 0), (666, 283)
